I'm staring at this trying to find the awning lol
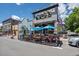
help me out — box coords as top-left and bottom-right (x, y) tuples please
(31, 25), (55, 31)
(43, 25), (55, 30)
(31, 27), (43, 31)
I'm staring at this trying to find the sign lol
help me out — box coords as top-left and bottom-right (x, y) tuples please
(32, 15), (57, 24)
(35, 8), (56, 20)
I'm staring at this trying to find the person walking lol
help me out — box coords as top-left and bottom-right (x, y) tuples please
(52, 34), (57, 46)
(56, 34), (63, 47)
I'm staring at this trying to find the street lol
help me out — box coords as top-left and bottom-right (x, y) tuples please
(0, 36), (79, 56)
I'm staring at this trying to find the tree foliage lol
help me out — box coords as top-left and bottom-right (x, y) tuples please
(65, 7), (79, 32)
(75, 27), (79, 33)
(0, 29), (2, 32)
(57, 25), (62, 32)
(21, 26), (29, 36)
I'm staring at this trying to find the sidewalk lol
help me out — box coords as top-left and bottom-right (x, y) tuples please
(60, 37), (68, 41)
(2, 35), (18, 40)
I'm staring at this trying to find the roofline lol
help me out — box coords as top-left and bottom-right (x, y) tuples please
(21, 18), (32, 23)
(2, 18), (21, 23)
(32, 4), (59, 14)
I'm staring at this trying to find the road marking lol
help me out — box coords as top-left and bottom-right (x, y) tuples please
(53, 47), (63, 49)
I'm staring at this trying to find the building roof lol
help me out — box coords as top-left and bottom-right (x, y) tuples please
(2, 15), (21, 23)
(11, 15), (20, 20)
(32, 4), (59, 14)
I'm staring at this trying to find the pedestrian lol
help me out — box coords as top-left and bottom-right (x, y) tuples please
(29, 32), (32, 40)
(56, 34), (63, 47)
(52, 34), (57, 46)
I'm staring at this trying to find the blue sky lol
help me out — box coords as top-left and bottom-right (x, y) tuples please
(0, 3), (49, 23)
(0, 3), (79, 24)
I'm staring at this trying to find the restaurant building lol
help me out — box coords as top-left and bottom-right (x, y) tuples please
(2, 15), (21, 39)
(32, 4), (59, 34)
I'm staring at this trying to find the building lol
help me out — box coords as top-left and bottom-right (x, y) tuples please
(18, 18), (32, 40)
(32, 4), (59, 34)
(2, 15), (21, 39)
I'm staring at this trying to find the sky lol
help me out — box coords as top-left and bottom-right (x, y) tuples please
(58, 3), (79, 20)
(0, 3), (49, 23)
(0, 3), (79, 24)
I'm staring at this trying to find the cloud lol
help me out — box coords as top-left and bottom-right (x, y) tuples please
(16, 3), (21, 6)
(0, 23), (2, 26)
(68, 3), (79, 9)
(58, 4), (66, 14)
(11, 15), (20, 20)
(58, 3), (79, 20)
(58, 3), (67, 20)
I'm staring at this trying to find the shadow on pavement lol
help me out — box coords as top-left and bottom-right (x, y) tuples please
(68, 44), (77, 48)
(76, 54), (79, 56)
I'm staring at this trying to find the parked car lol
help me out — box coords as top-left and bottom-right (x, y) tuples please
(68, 34), (79, 48)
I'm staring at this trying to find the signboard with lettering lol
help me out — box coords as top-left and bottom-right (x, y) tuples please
(32, 15), (57, 24)
(34, 8), (56, 20)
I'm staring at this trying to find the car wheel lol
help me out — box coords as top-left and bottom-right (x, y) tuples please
(76, 41), (79, 48)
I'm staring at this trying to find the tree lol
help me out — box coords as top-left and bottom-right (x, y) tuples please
(65, 7), (79, 32)
(75, 27), (79, 33)
(0, 29), (2, 32)
(21, 25), (29, 38)
(57, 25), (62, 32)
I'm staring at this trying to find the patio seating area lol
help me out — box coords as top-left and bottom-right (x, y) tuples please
(24, 33), (63, 47)
(21, 25), (63, 47)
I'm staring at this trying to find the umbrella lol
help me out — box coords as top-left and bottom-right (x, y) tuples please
(35, 27), (43, 31)
(31, 27), (43, 31)
(43, 25), (55, 30)
(30, 28), (35, 31)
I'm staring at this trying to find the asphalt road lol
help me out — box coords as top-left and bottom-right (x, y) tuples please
(0, 36), (79, 56)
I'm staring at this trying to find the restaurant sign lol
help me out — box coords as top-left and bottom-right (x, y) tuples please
(32, 15), (57, 24)
(35, 8), (56, 20)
